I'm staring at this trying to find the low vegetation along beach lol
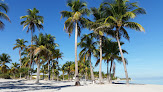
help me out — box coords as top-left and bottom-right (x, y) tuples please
(0, 0), (163, 92)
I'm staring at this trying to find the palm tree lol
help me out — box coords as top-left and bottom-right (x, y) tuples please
(78, 33), (96, 83)
(102, 38), (128, 83)
(87, 7), (109, 83)
(13, 39), (28, 79)
(32, 45), (51, 83)
(60, 0), (90, 86)
(10, 62), (20, 78)
(51, 49), (63, 80)
(0, 53), (12, 73)
(61, 64), (66, 81)
(64, 61), (74, 80)
(0, 1), (11, 30)
(44, 34), (57, 80)
(78, 60), (89, 83)
(103, 0), (146, 84)
(20, 8), (44, 79)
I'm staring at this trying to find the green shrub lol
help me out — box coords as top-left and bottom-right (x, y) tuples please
(0, 74), (11, 79)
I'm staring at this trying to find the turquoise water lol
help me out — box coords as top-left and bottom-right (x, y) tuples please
(121, 78), (163, 85)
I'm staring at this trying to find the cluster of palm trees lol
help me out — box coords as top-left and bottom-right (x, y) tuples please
(0, 0), (146, 85)
(61, 0), (145, 85)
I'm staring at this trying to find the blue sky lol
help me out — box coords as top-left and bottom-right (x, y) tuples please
(0, 0), (163, 79)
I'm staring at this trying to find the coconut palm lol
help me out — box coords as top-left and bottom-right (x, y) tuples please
(86, 6), (114, 83)
(102, 38), (128, 83)
(13, 39), (28, 79)
(51, 49), (63, 80)
(60, 0), (90, 85)
(61, 64), (66, 81)
(32, 45), (51, 83)
(78, 33), (96, 83)
(44, 34), (57, 80)
(20, 8), (44, 79)
(10, 62), (19, 78)
(0, 53), (12, 73)
(102, 0), (146, 84)
(0, 1), (11, 30)
(64, 61), (74, 80)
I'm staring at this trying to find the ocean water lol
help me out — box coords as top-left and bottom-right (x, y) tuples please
(120, 78), (163, 85)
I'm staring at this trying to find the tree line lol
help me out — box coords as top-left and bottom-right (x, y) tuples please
(0, 0), (146, 85)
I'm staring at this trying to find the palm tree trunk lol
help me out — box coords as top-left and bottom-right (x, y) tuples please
(107, 60), (109, 82)
(116, 31), (129, 85)
(43, 65), (44, 80)
(109, 60), (113, 84)
(52, 62), (54, 80)
(99, 35), (103, 83)
(48, 60), (50, 80)
(62, 71), (64, 81)
(89, 53), (95, 84)
(19, 49), (22, 79)
(29, 30), (33, 80)
(75, 22), (80, 86)
(85, 72), (87, 82)
(35, 60), (40, 84)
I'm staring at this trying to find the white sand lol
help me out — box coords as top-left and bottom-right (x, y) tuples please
(0, 79), (163, 92)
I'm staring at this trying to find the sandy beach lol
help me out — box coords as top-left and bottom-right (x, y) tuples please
(0, 79), (163, 92)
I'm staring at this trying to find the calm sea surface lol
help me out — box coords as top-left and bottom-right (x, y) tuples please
(120, 78), (163, 85)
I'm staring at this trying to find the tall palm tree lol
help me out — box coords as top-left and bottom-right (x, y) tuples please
(13, 39), (28, 79)
(60, 0), (90, 86)
(87, 7), (110, 83)
(78, 33), (96, 83)
(0, 53), (12, 73)
(0, 1), (11, 30)
(103, 0), (146, 84)
(20, 8), (44, 79)
(10, 62), (19, 79)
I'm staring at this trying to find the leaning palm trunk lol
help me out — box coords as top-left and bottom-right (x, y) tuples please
(75, 22), (80, 86)
(19, 49), (22, 79)
(116, 31), (129, 85)
(108, 60), (113, 84)
(35, 60), (40, 84)
(99, 35), (103, 83)
(89, 53), (95, 84)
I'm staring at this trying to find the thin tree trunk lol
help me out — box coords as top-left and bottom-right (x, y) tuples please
(75, 22), (80, 86)
(107, 60), (109, 82)
(116, 31), (129, 85)
(57, 75), (59, 82)
(68, 73), (70, 81)
(62, 71), (64, 81)
(48, 60), (50, 80)
(29, 30), (33, 80)
(52, 62), (54, 80)
(99, 35), (103, 83)
(43, 65), (44, 80)
(19, 49), (22, 79)
(89, 53), (95, 84)
(35, 60), (40, 84)
(109, 60), (113, 84)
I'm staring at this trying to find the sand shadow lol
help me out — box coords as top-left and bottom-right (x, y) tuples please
(0, 80), (74, 91)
